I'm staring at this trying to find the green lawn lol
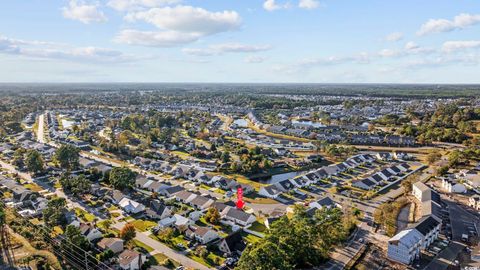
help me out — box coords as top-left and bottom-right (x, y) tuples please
(129, 219), (157, 232)
(148, 253), (181, 269)
(74, 207), (96, 222)
(133, 239), (154, 253)
(242, 232), (261, 244)
(249, 221), (267, 233)
(23, 183), (44, 192)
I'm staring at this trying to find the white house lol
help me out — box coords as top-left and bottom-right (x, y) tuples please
(441, 178), (466, 193)
(118, 250), (144, 270)
(412, 216), (441, 249)
(78, 223), (103, 242)
(189, 227), (219, 244)
(224, 208), (256, 226)
(469, 195), (480, 210)
(119, 198), (145, 214)
(387, 229), (423, 265)
(412, 182), (430, 202)
(309, 196), (339, 210)
(259, 185), (282, 199)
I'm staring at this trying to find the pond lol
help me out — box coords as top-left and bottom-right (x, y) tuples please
(255, 171), (304, 184)
(233, 118), (248, 127)
(292, 120), (326, 128)
(62, 119), (75, 129)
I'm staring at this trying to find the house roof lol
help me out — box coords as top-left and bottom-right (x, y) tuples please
(164, 185), (184, 194)
(175, 190), (197, 201)
(222, 230), (246, 254)
(312, 196), (335, 208)
(262, 185), (282, 195)
(189, 195), (213, 208)
(119, 249), (140, 266)
(226, 208), (254, 223)
(388, 229), (423, 249)
(98, 237), (123, 249)
(411, 216), (440, 236)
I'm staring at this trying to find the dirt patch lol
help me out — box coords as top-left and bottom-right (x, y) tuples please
(396, 203), (411, 233)
(353, 244), (406, 270)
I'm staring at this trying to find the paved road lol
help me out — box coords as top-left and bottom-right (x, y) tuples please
(322, 167), (431, 270)
(0, 159), (106, 221)
(113, 222), (210, 270)
(37, 113), (46, 144)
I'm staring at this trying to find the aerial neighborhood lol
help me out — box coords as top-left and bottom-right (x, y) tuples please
(1, 86), (480, 270)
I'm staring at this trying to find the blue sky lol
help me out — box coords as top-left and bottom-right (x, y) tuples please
(1, 0), (480, 83)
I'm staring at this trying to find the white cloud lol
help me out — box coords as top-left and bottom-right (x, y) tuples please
(417, 13), (480, 36)
(378, 42), (433, 58)
(182, 43), (272, 56)
(384, 32), (403, 42)
(125, 6), (241, 35)
(378, 49), (401, 58)
(263, 0), (289, 11)
(275, 53), (370, 73)
(107, 0), (181, 11)
(182, 48), (217, 56)
(210, 43), (271, 53)
(62, 0), (107, 24)
(245, 55), (266, 63)
(119, 6), (242, 47)
(298, 0), (320, 10)
(0, 34), (139, 63)
(442, 40), (480, 53)
(114, 29), (201, 47)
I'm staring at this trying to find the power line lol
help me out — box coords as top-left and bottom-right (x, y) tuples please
(0, 190), (113, 270)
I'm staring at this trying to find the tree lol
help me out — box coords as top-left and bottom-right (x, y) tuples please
(157, 227), (174, 243)
(109, 167), (136, 190)
(204, 207), (220, 224)
(401, 175), (418, 195)
(426, 151), (441, 165)
(100, 219), (112, 232)
(12, 148), (26, 168)
(237, 240), (292, 270)
(54, 144), (80, 171)
(237, 206), (349, 269)
(60, 174), (91, 197)
(43, 197), (68, 228)
(194, 246), (208, 258)
(25, 149), (44, 174)
(63, 225), (90, 250)
(436, 165), (449, 176)
(97, 249), (115, 262)
(120, 223), (136, 241)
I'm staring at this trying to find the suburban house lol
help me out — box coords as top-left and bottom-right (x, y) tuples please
(412, 182), (431, 202)
(77, 223), (103, 242)
(217, 230), (247, 256)
(186, 226), (219, 244)
(188, 195), (215, 210)
(470, 195), (480, 210)
(411, 216), (441, 249)
(158, 214), (194, 229)
(387, 229), (423, 265)
(159, 185), (185, 197)
(175, 190), (197, 204)
(308, 196), (339, 210)
(223, 208), (256, 226)
(118, 249), (144, 270)
(258, 185), (282, 199)
(441, 177), (466, 193)
(118, 198), (145, 214)
(97, 238), (124, 253)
